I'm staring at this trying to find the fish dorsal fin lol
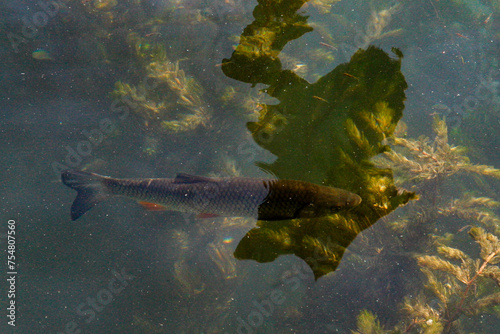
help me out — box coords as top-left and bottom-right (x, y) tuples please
(174, 173), (214, 184)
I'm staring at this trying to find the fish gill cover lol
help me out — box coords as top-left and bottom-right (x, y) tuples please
(222, 0), (417, 279)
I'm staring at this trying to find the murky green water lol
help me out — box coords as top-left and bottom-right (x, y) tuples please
(1, 0), (499, 333)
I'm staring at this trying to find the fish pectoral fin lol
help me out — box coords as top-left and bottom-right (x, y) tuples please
(138, 201), (167, 211)
(174, 173), (214, 184)
(196, 213), (220, 219)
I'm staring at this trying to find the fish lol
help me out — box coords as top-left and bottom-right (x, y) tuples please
(61, 170), (362, 221)
(32, 49), (53, 61)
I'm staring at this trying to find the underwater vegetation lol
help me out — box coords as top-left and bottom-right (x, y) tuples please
(307, 0), (341, 15)
(348, 113), (500, 332)
(222, 0), (416, 279)
(352, 226), (500, 334)
(375, 115), (500, 184)
(410, 226), (500, 333)
(58, 0), (228, 138)
(315, 0), (404, 54)
(39, 0), (497, 331)
(111, 35), (211, 133)
(373, 116), (500, 246)
(354, 1), (403, 49)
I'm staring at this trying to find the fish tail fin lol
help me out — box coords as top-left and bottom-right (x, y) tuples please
(61, 170), (110, 221)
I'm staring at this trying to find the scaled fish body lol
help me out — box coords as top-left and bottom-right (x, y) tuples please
(61, 170), (361, 221)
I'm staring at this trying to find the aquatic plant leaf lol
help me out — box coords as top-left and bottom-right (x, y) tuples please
(419, 267), (449, 306)
(474, 291), (500, 311)
(482, 266), (500, 286)
(439, 195), (500, 234)
(222, 0), (312, 85)
(469, 227), (500, 264)
(224, 0), (415, 279)
(437, 246), (469, 261)
(417, 255), (465, 282)
(402, 295), (441, 321)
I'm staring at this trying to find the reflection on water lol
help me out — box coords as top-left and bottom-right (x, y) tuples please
(3, 0), (500, 332)
(222, 0), (415, 279)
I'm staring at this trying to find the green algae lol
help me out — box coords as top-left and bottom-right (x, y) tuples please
(223, 0), (416, 279)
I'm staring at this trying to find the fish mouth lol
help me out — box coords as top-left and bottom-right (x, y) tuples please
(347, 194), (362, 207)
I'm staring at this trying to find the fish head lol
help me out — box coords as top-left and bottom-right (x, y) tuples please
(297, 188), (362, 218)
(339, 191), (363, 208)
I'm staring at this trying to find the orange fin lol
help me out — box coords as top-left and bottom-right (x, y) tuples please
(196, 213), (220, 219)
(138, 201), (167, 211)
